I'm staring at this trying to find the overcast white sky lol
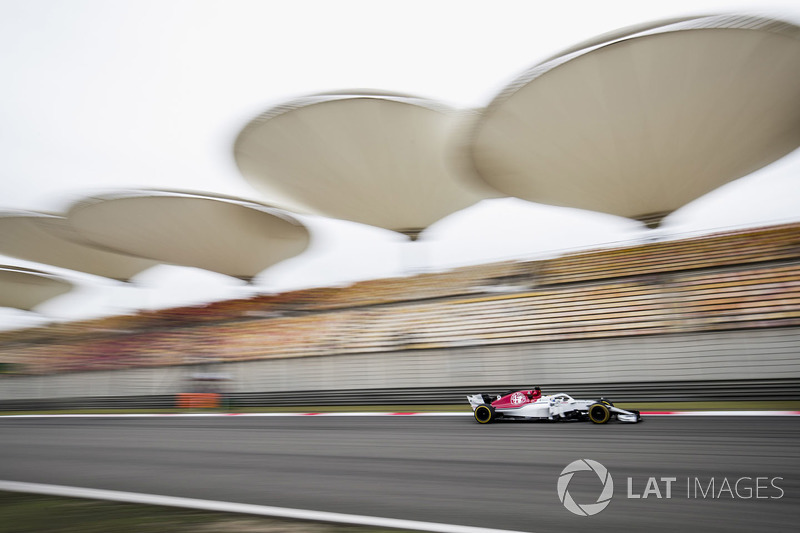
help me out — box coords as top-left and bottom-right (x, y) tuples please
(1, 0), (799, 330)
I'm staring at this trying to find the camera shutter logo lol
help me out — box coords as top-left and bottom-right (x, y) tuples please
(557, 459), (614, 516)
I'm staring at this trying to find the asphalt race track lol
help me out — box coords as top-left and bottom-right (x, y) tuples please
(0, 415), (798, 533)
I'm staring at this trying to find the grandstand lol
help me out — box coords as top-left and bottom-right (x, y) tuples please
(0, 223), (798, 395)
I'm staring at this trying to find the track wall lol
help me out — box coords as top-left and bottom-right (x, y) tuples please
(1, 327), (798, 404)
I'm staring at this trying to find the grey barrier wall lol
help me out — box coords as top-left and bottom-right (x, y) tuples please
(1, 327), (799, 404)
(1, 379), (799, 411)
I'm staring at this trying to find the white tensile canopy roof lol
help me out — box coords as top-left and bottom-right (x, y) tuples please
(65, 190), (310, 281)
(234, 91), (495, 239)
(0, 212), (157, 281)
(0, 265), (72, 311)
(469, 14), (800, 227)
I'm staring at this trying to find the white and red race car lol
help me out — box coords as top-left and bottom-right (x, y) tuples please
(467, 387), (641, 424)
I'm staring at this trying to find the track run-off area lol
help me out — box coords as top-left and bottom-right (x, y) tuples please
(1, 414), (798, 533)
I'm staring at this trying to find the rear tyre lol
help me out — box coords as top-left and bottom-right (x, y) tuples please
(474, 404), (494, 424)
(588, 403), (611, 424)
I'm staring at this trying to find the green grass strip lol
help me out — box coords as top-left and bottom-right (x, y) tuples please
(0, 491), (419, 533)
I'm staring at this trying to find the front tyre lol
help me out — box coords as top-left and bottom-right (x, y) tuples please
(474, 404), (495, 424)
(588, 403), (611, 424)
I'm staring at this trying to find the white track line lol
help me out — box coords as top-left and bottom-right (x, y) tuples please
(645, 410), (800, 416)
(0, 480), (530, 533)
(0, 412), (473, 419)
(0, 411), (798, 419)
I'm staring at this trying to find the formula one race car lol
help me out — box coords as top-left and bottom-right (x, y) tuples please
(467, 387), (641, 424)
